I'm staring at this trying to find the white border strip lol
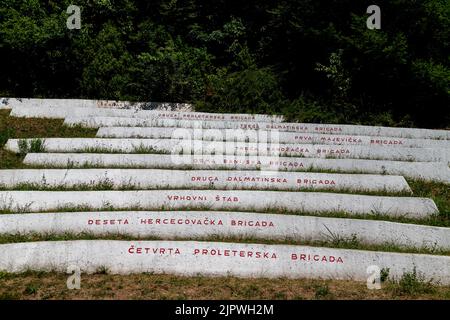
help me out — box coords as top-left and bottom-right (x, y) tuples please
(0, 240), (449, 284)
(0, 169), (411, 193)
(0, 190), (438, 218)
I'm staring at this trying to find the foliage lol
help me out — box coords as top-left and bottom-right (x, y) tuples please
(315, 50), (351, 101)
(197, 66), (287, 115)
(0, 0), (448, 127)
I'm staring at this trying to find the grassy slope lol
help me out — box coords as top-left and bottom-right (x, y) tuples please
(1, 109), (450, 300)
(0, 110), (97, 168)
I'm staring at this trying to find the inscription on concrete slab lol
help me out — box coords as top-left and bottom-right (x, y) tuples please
(22, 153), (450, 183)
(0, 240), (449, 284)
(0, 169), (411, 193)
(0, 190), (438, 217)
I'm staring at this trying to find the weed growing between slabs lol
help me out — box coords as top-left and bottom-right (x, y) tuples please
(17, 138), (45, 155)
(407, 180), (450, 219)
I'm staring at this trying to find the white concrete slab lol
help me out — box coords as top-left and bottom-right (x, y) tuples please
(10, 105), (284, 122)
(1, 98), (192, 111)
(65, 116), (450, 139)
(23, 154), (450, 184)
(0, 169), (412, 193)
(0, 190), (438, 218)
(1, 98), (95, 109)
(0, 240), (449, 284)
(96, 127), (450, 148)
(6, 138), (450, 164)
(1, 211), (449, 250)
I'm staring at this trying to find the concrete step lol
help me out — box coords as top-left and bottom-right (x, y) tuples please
(1, 211), (449, 250)
(9, 105), (283, 123)
(6, 138), (450, 164)
(65, 116), (450, 139)
(0, 240), (449, 284)
(22, 153), (450, 183)
(0, 169), (412, 193)
(97, 127), (450, 148)
(0, 190), (438, 218)
(1, 98), (192, 111)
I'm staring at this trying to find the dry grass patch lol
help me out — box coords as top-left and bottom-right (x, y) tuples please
(1, 272), (450, 300)
(0, 110), (97, 139)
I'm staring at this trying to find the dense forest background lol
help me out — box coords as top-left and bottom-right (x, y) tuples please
(0, 0), (448, 128)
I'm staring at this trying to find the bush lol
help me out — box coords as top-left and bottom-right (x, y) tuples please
(129, 37), (213, 103)
(24, 284), (38, 295)
(197, 67), (287, 115)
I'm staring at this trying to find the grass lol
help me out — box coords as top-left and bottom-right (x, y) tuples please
(95, 266), (110, 275)
(0, 150), (24, 169)
(314, 283), (333, 299)
(1, 272), (450, 300)
(0, 110), (96, 139)
(0, 110), (97, 168)
(133, 143), (169, 154)
(386, 267), (437, 297)
(24, 284), (38, 296)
